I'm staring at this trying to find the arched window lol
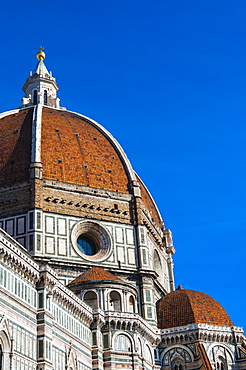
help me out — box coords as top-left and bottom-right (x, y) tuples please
(145, 345), (153, 364)
(33, 90), (38, 105)
(129, 295), (135, 313)
(44, 90), (48, 105)
(0, 331), (11, 369)
(109, 291), (121, 311)
(172, 362), (184, 370)
(137, 338), (142, 356)
(216, 360), (227, 370)
(115, 334), (131, 352)
(171, 358), (186, 370)
(83, 291), (98, 309)
(153, 250), (162, 278)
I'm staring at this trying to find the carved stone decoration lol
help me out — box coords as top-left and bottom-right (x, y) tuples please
(65, 341), (78, 370)
(209, 344), (234, 369)
(162, 346), (193, 367)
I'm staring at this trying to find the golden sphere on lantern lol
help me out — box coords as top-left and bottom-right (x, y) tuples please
(36, 49), (45, 61)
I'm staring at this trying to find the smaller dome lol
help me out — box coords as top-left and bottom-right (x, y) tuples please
(67, 267), (122, 286)
(156, 286), (234, 329)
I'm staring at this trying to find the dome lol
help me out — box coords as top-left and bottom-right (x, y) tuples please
(0, 107), (131, 192)
(156, 285), (234, 329)
(0, 105), (164, 228)
(0, 51), (169, 285)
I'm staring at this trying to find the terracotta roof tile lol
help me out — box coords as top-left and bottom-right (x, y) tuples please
(41, 108), (130, 193)
(68, 267), (122, 286)
(0, 108), (33, 184)
(156, 285), (234, 329)
(0, 107), (131, 192)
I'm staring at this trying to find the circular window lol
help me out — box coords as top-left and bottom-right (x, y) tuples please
(77, 235), (97, 255)
(71, 221), (112, 261)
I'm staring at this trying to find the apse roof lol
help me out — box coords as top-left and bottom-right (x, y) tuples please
(156, 285), (234, 329)
(68, 267), (122, 286)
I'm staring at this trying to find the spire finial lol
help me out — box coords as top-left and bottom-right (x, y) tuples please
(21, 48), (61, 109)
(36, 46), (45, 61)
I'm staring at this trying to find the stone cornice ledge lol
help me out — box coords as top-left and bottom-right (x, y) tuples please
(0, 228), (39, 282)
(160, 323), (244, 335)
(160, 323), (245, 344)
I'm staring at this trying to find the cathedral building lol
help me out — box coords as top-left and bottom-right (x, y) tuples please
(0, 49), (245, 370)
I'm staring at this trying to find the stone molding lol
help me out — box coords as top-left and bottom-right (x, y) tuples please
(0, 228), (39, 282)
(0, 109), (20, 119)
(160, 323), (245, 345)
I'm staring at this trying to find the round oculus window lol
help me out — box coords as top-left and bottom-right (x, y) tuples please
(71, 221), (112, 261)
(77, 235), (97, 256)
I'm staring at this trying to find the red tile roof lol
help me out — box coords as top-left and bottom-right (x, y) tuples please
(41, 107), (130, 193)
(68, 267), (122, 286)
(0, 107), (163, 226)
(0, 109), (33, 184)
(157, 285), (234, 329)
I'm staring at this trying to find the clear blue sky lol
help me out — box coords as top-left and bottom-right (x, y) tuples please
(0, 1), (246, 328)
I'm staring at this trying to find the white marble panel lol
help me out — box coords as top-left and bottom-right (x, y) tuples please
(58, 218), (66, 235)
(115, 227), (124, 243)
(58, 238), (66, 255)
(46, 216), (54, 234)
(117, 246), (125, 263)
(127, 248), (135, 265)
(126, 228), (134, 245)
(46, 236), (55, 254)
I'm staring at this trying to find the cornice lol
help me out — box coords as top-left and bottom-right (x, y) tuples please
(0, 228), (39, 283)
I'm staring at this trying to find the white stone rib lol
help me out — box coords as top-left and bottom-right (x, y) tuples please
(31, 104), (43, 163)
(0, 109), (20, 119)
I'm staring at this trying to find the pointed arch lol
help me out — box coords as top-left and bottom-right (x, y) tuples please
(114, 333), (132, 352)
(153, 249), (162, 280)
(145, 344), (153, 365)
(0, 326), (12, 369)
